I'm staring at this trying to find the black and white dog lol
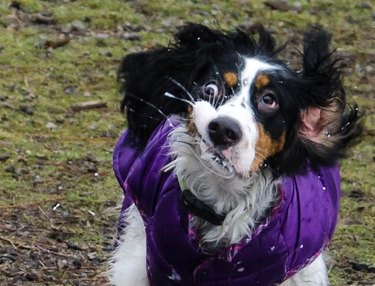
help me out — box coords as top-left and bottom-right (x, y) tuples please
(108, 24), (361, 285)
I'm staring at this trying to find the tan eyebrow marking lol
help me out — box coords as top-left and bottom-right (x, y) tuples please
(255, 74), (270, 89)
(223, 72), (238, 87)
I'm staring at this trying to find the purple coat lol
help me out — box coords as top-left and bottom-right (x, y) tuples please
(113, 118), (341, 286)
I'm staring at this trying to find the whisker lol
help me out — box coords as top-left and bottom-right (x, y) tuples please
(166, 77), (195, 102)
(216, 81), (226, 108)
(127, 107), (162, 121)
(126, 94), (175, 128)
(164, 92), (194, 106)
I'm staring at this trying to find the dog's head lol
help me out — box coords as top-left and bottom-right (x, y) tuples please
(120, 23), (361, 177)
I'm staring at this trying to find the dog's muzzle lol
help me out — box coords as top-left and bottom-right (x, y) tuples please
(208, 116), (242, 148)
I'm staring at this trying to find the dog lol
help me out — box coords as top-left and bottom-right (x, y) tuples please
(108, 23), (361, 286)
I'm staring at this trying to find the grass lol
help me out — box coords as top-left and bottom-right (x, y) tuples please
(0, 0), (374, 285)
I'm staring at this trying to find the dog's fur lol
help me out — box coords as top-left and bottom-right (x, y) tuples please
(108, 24), (361, 285)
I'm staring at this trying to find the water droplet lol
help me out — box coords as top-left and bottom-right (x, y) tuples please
(237, 267), (245, 272)
(322, 186), (326, 191)
(300, 244), (304, 249)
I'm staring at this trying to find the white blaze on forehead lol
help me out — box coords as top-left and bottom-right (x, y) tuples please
(190, 58), (279, 177)
(238, 58), (277, 103)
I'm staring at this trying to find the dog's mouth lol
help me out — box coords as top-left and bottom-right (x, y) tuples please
(199, 138), (235, 175)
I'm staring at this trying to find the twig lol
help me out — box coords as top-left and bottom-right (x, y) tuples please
(0, 195), (65, 209)
(0, 236), (18, 250)
(35, 245), (78, 259)
(0, 236), (79, 259)
(71, 100), (107, 112)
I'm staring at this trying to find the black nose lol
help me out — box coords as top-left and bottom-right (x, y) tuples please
(208, 116), (242, 147)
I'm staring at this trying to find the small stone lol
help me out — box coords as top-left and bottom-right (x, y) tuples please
(4, 223), (17, 231)
(31, 13), (56, 25)
(95, 33), (110, 40)
(87, 252), (97, 260)
(264, 0), (294, 12)
(122, 32), (141, 41)
(365, 65), (373, 73)
(0, 152), (11, 162)
(66, 242), (83, 251)
(85, 161), (98, 173)
(88, 124), (97, 130)
(72, 258), (82, 269)
(33, 175), (42, 184)
(57, 259), (68, 269)
(64, 86), (75, 94)
(360, 2), (372, 9)
(24, 271), (39, 281)
(99, 50), (113, 57)
(70, 20), (86, 32)
(44, 34), (70, 49)
(55, 117), (65, 124)
(19, 105), (34, 115)
(46, 122), (57, 129)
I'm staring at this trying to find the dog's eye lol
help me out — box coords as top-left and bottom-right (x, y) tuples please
(258, 92), (279, 113)
(202, 83), (219, 98)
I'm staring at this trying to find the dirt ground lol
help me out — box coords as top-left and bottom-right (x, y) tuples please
(0, 1), (374, 285)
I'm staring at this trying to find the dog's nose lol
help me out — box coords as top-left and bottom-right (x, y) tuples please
(208, 116), (242, 147)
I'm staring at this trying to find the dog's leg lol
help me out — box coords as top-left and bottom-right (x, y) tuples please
(108, 203), (149, 286)
(280, 253), (329, 286)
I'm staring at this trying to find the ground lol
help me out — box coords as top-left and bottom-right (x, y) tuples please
(0, 1), (374, 285)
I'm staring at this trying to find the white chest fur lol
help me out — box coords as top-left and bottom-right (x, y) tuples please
(165, 126), (278, 249)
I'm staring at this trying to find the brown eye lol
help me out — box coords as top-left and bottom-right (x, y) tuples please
(202, 82), (219, 98)
(258, 92), (279, 113)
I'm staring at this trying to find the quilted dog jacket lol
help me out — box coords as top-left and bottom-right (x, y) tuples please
(113, 117), (341, 286)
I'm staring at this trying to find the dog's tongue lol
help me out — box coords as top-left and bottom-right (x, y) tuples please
(221, 147), (233, 160)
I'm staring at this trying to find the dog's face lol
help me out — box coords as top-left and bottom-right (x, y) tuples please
(120, 24), (361, 176)
(189, 57), (294, 177)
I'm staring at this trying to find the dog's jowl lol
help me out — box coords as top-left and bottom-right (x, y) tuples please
(108, 24), (361, 286)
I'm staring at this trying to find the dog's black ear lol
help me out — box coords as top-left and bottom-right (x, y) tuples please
(174, 23), (222, 48)
(296, 26), (362, 168)
(301, 26), (341, 107)
(119, 45), (194, 149)
(302, 26), (332, 76)
(174, 23), (279, 57)
(119, 25), (215, 149)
